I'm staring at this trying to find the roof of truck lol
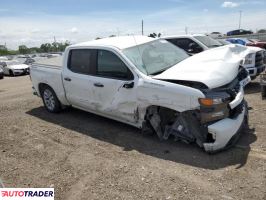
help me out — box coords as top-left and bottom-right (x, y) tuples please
(70, 36), (157, 50)
(162, 34), (206, 39)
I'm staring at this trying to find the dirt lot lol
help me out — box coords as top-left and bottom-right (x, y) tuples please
(0, 75), (265, 200)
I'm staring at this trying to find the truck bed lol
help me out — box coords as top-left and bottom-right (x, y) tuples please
(33, 56), (63, 69)
(30, 55), (69, 105)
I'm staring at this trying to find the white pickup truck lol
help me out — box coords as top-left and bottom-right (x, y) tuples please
(163, 34), (266, 80)
(30, 36), (250, 153)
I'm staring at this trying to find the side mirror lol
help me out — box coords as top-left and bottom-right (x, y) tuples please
(123, 82), (134, 89)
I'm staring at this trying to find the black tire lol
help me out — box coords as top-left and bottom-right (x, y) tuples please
(40, 85), (61, 113)
(0, 74), (3, 79)
(262, 86), (266, 99)
(9, 70), (14, 76)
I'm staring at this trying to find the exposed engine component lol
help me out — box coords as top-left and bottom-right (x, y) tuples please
(144, 106), (207, 147)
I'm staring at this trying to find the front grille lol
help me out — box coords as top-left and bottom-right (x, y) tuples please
(255, 51), (264, 67)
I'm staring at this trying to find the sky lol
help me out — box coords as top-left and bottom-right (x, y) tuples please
(0, 0), (266, 49)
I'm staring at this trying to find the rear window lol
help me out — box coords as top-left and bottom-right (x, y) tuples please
(68, 49), (96, 75)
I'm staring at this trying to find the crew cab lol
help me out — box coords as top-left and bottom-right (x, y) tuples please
(163, 35), (265, 80)
(30, 36), (250, 153)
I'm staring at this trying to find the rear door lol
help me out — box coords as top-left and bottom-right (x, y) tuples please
(62, 49), (97, 110)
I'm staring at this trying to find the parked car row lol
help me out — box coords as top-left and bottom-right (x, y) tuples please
(225, 38), (266, 49)
(207, 29), (254, 39)
(163, 34), (266, 80)
(30, 35), (252, 153)
(0, 53), (61, 79)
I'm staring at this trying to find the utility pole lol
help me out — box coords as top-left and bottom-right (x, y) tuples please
(141, 20), (144, 35)
(238, 10), (242, 29)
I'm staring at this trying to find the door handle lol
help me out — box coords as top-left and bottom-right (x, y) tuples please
(94, 83), (104, 87)
(64, 77), (71, 82)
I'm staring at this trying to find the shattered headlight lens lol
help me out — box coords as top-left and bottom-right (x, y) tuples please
(199, 92), (231, 123)
(244, 53), (254, 65)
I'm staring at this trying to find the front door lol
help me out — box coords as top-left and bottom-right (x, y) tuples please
(89, 49), (138, 123)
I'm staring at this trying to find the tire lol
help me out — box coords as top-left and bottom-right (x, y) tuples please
(9, 70), (14, 76)
(41, 86), (61, 113)
(262, 86), (266, 99)
(0, 74), (3, 79)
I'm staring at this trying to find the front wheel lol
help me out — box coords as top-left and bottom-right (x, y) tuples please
(9, 70), (14, 76)
(41, 86), (61, 113)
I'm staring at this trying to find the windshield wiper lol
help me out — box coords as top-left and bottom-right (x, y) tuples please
(209, 44), (222, 48)
(149, 68), (168, 76)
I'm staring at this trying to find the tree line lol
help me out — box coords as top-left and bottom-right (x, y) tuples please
(0, 41), (70, 56)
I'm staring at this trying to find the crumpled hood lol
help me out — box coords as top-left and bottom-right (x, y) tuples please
(7, 64), (29, 70)
(154, 45), (244, 89)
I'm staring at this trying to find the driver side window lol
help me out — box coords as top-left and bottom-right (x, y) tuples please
(97, 50), (134, 80)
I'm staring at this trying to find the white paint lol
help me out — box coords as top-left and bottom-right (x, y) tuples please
(30, 36), (247, 151)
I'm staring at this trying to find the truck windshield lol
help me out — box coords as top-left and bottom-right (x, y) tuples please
(122, 39), (189, 75)
(194, 36), (223, 48)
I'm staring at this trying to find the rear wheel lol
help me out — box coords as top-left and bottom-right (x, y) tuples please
(41, 86), (61, 113)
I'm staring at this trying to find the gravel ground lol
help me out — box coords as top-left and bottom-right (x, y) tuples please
(0, 75), (265, 200)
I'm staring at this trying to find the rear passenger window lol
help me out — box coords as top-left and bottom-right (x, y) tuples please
(97, 50), (133, 80)
(68, 49), (95, 74)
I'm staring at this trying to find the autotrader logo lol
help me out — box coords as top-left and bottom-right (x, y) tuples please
(0, 188), (54, 199)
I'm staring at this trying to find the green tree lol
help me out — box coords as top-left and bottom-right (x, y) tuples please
(18, 45), (29, 54)
(40, 43), (52, 53)
(257, 29), (266, 33)
(148, 33), (162, 38)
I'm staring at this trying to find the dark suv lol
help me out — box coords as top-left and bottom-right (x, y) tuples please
(227, 29), (253, 36)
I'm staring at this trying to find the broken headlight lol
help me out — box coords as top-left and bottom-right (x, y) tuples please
(199, 92), (231, 123)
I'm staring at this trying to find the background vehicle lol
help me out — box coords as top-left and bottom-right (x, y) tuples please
(0, 66), (4, 79)
(30, 36), (250, 153)
(226, 38), (249, 46)
(246, 39), (266, 49)
(261, 73), (266, 98)
(208, 32), (223, 38)
(163, 35), (265, 80)
(0, 60), (29, 76)
(227, 29), (253, 36)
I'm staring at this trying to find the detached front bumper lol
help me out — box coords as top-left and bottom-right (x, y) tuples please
(203, 88), (248, 153)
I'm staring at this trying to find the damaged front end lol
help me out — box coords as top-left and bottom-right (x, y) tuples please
(144, 67), (250, 153)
